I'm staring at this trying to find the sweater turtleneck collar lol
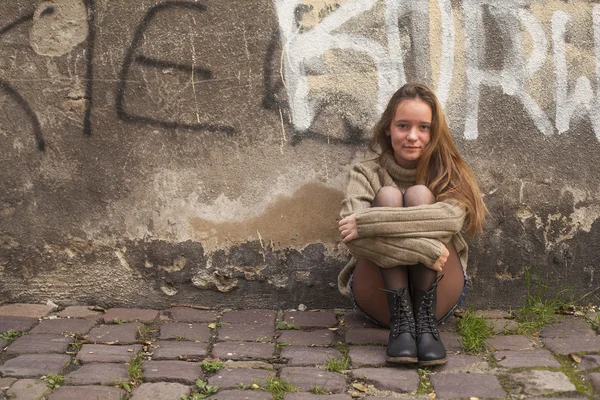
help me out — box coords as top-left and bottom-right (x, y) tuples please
(380, 152), (416, 183)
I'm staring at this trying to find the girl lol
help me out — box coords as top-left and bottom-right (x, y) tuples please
(338, 83), (486, 366)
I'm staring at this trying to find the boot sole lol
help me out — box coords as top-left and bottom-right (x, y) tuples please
(385, 356), (418, 364)
(418, 356), (448, 366)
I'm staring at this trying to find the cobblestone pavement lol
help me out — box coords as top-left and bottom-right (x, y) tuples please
(0, 303), (599, 399)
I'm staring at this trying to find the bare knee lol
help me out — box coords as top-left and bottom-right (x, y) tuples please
(373, 186), (403, 207)
(404, 185), (435, 207)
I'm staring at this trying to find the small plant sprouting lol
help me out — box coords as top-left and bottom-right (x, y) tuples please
(200, 358), (223, 374)
(0, 330), (27, 340)
(41, 374), (65, 390)
(127, 351), (144, 386)
(175, 335), (186, 341)
(257, 376), (297, 400)
(255, 336), (268, 343)
(324, 356), (349, 372)
(113, 317), (126, 325)
(183, 379), (218, 399)
(416, 368), (433, 394)
(310, 384), (328, 394)
(276, 321), (300, 330)
(456, 309), (493, 352)
(137, 324), (153, 342)
(236, 382), (251, 390)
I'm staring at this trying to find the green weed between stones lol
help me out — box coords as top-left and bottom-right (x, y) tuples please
(456, 309), (493, 352)
(310, 384), (328, 394)
(515, 267), (572, 335)
(277, 321), (300, 330)
(0, 330), (27, 340)
(416, 368), (433, 394)
(181, 379), (219, 399)
(324, 355), (349, 372)
(113, 318), (126, 325)
(556, 354), (595, 396)
(41, 374), (65, 390)
(137, 324), (153, 342)
(127, 351), (144, 386)
(257, 376), (297, 400)
(200, 359), (223, 374)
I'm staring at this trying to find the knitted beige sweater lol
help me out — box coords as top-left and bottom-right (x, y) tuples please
(338, 152), (469, 297)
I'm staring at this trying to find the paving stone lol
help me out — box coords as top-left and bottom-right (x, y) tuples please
(130, 382), (190, 400)
(540, 317), (596, 338)
(430, 373), (506, 399)
(6, 333), (71, 354)
(589, 372), (600, 390)
(486, 334), (534, 350)
(212, 342), (275, 360)
(345, 328), (388, 345)
(474, 310), (512, 319)
(221, 310), (276, 325)
(278, 330), (334, 346)
(76, 344), (143, 363)
(508, 370), (576, 396)
(218, 324), (274, 342)
(494, 349), (561, 368)
(151, 340), (208, 360)
(163, 307), (217, 323)
(207, 368), (275, 389)
(48, 385), (126, 400)
(159, 323), (211, 341)
(87, 323), (142, 344)
(280, 367), (346, 393)
(0, 377), (16, 390)
(208, 390), (272, 399)
(57, 306), (103, 320)
(488, 319), (519, 334)
(66, 363), (129, 385)
(352, 367), (419, 392)
(221, 360), (274, 370)
(285, 395), (352, 400)
(29, 318), (97, 335)
(347, 346), (387, 367)
(438, 315), (459, 332)
(342, 311), (378, 328)
(0, 338), (6, 349)
(280, 346), (342, 366)
(283, 312), (337, 328)
(436, 354), (488, 373)
(0, 354), (71, 377)
(0, 316), (39, 332)
(439, 331), (462, 352)
(0, 304), (55, 318)
(142, 360), (202, 384)
(542, 335), (600, 354)
(578, 354), (600, 370)
(103, 308), (159, 324)
(6, 378), (51, 399)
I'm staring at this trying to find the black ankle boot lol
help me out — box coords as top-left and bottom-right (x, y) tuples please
(413, 276), (447, 366)
(381, 287), (418, 363)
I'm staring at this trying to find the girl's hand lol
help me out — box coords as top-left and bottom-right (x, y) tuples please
(431, 244), (449, 272)
(339, 214), (359, 243)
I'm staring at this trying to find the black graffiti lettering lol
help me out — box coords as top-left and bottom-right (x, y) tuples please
(116, 1), (234, 135)
(0, 11), (45, 151)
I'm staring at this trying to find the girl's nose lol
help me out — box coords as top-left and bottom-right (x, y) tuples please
(407, 127), (418, 140)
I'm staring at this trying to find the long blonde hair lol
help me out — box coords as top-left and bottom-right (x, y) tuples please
(370, 83), (486, 236)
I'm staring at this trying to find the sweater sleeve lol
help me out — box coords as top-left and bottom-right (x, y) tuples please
(345, 236), (445, 269)
(340, 163), (378, 219)
(353, 200), (466, 240)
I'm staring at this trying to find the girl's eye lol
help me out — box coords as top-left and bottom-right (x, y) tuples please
(420, 125), (431, 131)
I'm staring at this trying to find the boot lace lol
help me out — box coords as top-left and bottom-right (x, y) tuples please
(416, 277), (443, 337)
(380, 287), (415, 338)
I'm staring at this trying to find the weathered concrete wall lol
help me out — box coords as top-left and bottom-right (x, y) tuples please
(1, 0), (599, 309)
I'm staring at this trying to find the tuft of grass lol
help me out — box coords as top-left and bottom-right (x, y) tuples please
(41, 374), (65, 390)
(310, 384), (328, 394)
(201, 359), (223, 374)
(456, 309), (493, 352)
(0, 330), (27, 340)
(127, 351), (144, 386)
(516, 267), (572, 335)
(323, 356), (349, 372)
(137, 324), (153, 342)
(416, 368), (433, 394)
(257, 377), (297, 400)
(277, 321), (300, 330)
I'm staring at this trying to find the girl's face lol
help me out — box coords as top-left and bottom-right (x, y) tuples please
(386, 98), (432, 168)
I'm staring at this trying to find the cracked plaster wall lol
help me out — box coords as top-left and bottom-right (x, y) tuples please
(0, 0), (599, 309)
